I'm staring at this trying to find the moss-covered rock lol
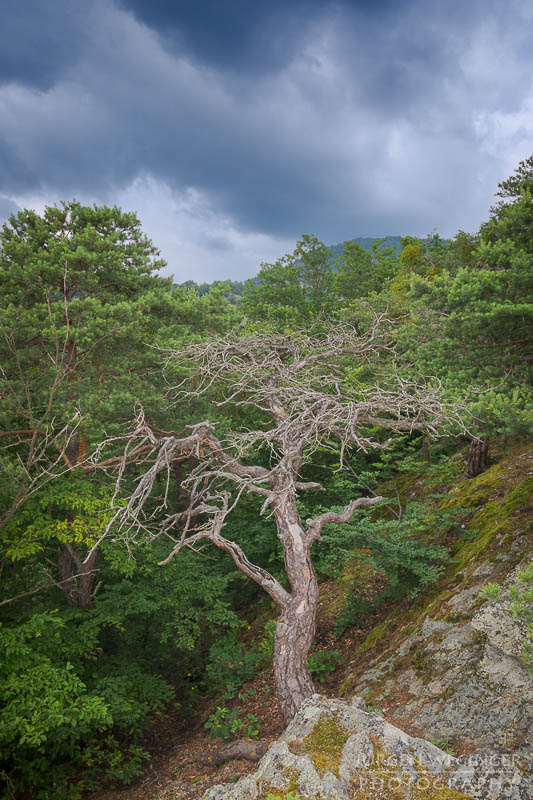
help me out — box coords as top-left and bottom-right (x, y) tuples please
(201, 696), (530, 799)
(288, 716), (350, 777)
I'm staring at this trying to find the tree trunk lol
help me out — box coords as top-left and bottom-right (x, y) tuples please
(272, 488), (319, 724)
(274, 588), (318, 724)
(465, 437), (489, 478)
(58, 546), (77, 606)
(57, 544), (97, 608)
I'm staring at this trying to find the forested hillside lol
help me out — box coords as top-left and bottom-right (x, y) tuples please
(176, 236), (405, 301)
(1, 159), (532, 800)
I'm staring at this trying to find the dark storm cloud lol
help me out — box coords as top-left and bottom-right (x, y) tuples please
(0, 0), (532, 279)
(0, 1), (91, 90)
(117, 0), (310, 74)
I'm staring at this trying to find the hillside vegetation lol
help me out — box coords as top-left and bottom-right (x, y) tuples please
(0, 159), (532, 800)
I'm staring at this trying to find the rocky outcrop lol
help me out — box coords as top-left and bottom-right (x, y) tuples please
(201, 695), (531, 799)
(351, 558), (533, 767)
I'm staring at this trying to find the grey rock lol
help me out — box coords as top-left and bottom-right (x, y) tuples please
(338, 732), (373, 782)
(449, 750), (532, 800)
(471, 560), (493, 578)
(201, 696), (531, 800)
(421, 615), (453, 639)
(350, 560), (533, 757)
(472, 600), (527, 658)
(201, 774), (258, 800)
(349, 695), (366, 711)
(447, 584), (483, 612)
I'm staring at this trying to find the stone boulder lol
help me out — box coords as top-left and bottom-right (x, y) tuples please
(351, 560), (533, 763)
(201, 695), (531, 799)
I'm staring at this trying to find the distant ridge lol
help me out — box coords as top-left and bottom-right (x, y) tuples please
(175, 235), (405, 296)
(328, 235), (403, 256)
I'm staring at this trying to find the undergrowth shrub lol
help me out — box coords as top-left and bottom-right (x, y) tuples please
(334, 593), (385, 636)
(0, 611), (171, 799)
(204, 707), (262, 740)
(204, 635), (261, 699)
(330, 501), (467, 634)
(308, 650), (343, 682)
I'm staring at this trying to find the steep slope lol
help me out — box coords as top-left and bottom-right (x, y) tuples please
(335, 446), (532, 763)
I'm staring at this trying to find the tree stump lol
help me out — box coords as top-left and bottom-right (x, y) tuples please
(465, 437), (489, 478)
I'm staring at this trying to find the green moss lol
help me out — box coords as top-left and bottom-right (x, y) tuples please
(260, 773), (304, 800)
(412, 646), (432, 683)
(444, 463), (503, 510)
(364, 681), (387, 706)
(359, 621), (389, 652)
(289, 716), (350, 778)
(451, 475), (533, 571)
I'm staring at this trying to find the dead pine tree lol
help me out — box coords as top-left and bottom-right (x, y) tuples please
(89, 317), (464, 724)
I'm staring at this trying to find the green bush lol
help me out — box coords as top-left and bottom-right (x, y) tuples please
(0, 611), (171, 798)
(331, 501), (466, 635)
(204, 635), (261, 699)
(204, 707), (261, 741)
(256, 619), (276, 662)
(333, 593), (384, 636)
(308, 650), (343, 682)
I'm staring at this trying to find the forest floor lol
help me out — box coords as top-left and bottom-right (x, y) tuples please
(90, 441), (533, 800)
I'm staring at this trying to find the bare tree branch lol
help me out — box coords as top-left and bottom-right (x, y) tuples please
(305, 495), (385, 542)
(0, 568), (101, 608)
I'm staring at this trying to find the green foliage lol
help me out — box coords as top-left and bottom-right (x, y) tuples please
(364, 701), (384, 716)
(358, 505), (451, 597)
(403, 162), (533, 436)
(256, 619), (277, 662)
(337, 238), (400, 301)
(241, 234), (403, 327)
(0, 610), (169, 798)
(0, 533), (244, 797)
(308, 650), (343, 682)
(319, 500), (456, 600)
(0, 200), (243, 796)
(204, 635), (261, 699)
(1, 477), (116, 561)
(204, 707), (261, 741)
(333, 593), (384, 636)
(429, 738), (458, 756)
(0, 200), (238, 535)
(241, 234), (337, 325)
(480, 582), (502, 602)
(328, 499), (467, 634)
(493, 154), (533, 204)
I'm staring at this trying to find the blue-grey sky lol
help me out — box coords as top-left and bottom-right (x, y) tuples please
(1, 0), (532, 281)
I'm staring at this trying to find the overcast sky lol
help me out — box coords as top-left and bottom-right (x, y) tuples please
(1, 0), (532, 282)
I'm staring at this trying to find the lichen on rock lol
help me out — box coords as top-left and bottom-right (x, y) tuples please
(201, 695), (530, 800)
